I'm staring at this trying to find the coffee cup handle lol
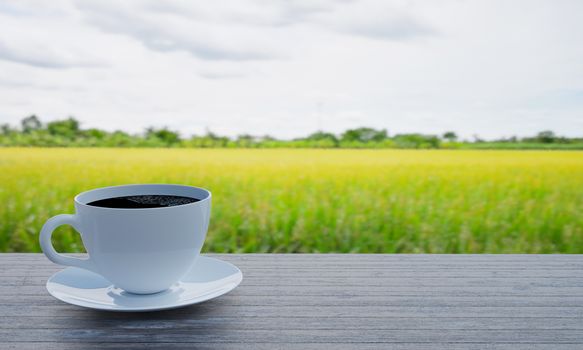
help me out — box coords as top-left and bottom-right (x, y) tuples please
(39, 214), (96, 272)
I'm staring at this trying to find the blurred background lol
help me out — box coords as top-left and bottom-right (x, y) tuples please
(0, 0), (582, 253)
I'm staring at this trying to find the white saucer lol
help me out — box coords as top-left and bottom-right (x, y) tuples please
(46, 256), (242, 312)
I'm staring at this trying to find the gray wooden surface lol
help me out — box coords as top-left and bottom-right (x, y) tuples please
(1, 254), (582, 349)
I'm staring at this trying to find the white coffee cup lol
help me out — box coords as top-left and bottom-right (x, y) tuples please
(39, 184), (211, 294)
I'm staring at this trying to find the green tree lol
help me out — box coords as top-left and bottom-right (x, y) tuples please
(306, 131), (337, 141)
(21, 115), (42, 133)
(442, 131), (457, 142)
(305, 131), (338, 145)
(536, 130), (556, 143)
(83, 128), (108, 139)
(1, 123), (14, 135)
(47, 117), (80, 139)
(107, 130), (134, 147)
(236, 134), (256, 147)
(145, 127), (181, 145)
(341, 127), (387, 143)
(394, 134), (441, 149)
(205, 130), (229, 147)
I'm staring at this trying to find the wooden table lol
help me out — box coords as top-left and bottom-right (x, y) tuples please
(1, 254), (582, 349)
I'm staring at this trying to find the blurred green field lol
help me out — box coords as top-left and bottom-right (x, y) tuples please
(1, 148), (582, 253)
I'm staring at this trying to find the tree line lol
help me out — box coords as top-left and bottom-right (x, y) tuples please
(1, 115), (582, 149)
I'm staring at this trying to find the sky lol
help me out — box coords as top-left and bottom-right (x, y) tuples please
(0, 0), (582, 140)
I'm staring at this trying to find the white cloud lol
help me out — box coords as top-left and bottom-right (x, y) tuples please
(0, 4), (105, 69)
(0, 40), (103, 69)
(0, 0), (582, 139)
(75, 1), (284, 61)
(313, 0), (436, 40)
(332, 15), (434, 40)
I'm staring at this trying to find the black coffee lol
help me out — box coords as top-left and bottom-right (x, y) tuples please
(87, 195), (199, 209)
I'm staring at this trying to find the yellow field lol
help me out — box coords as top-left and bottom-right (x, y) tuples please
(1, 148), (582, 253)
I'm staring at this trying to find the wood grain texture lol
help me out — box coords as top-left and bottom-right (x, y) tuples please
(1, 254), (582, 349)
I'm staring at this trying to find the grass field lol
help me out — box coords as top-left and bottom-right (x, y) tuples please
(1, 148), (582, 253)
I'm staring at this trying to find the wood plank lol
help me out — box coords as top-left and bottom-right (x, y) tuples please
(1, 316), (582, 331)
(2, 260), (582, 269)
(3, 257), (582, 266)
(1, 329), (582, 343)
(3, 269), (583, 278)
(1, 253), (582, 348)
(1, 305), (582, 318)
(1, 289), (582, 299)
(3, 294), (583, 307)
(3, 343), (583, 350)
(4, 285), (583, 297)
(3, 253), (583, 263)
(3, 276), (583, 288)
